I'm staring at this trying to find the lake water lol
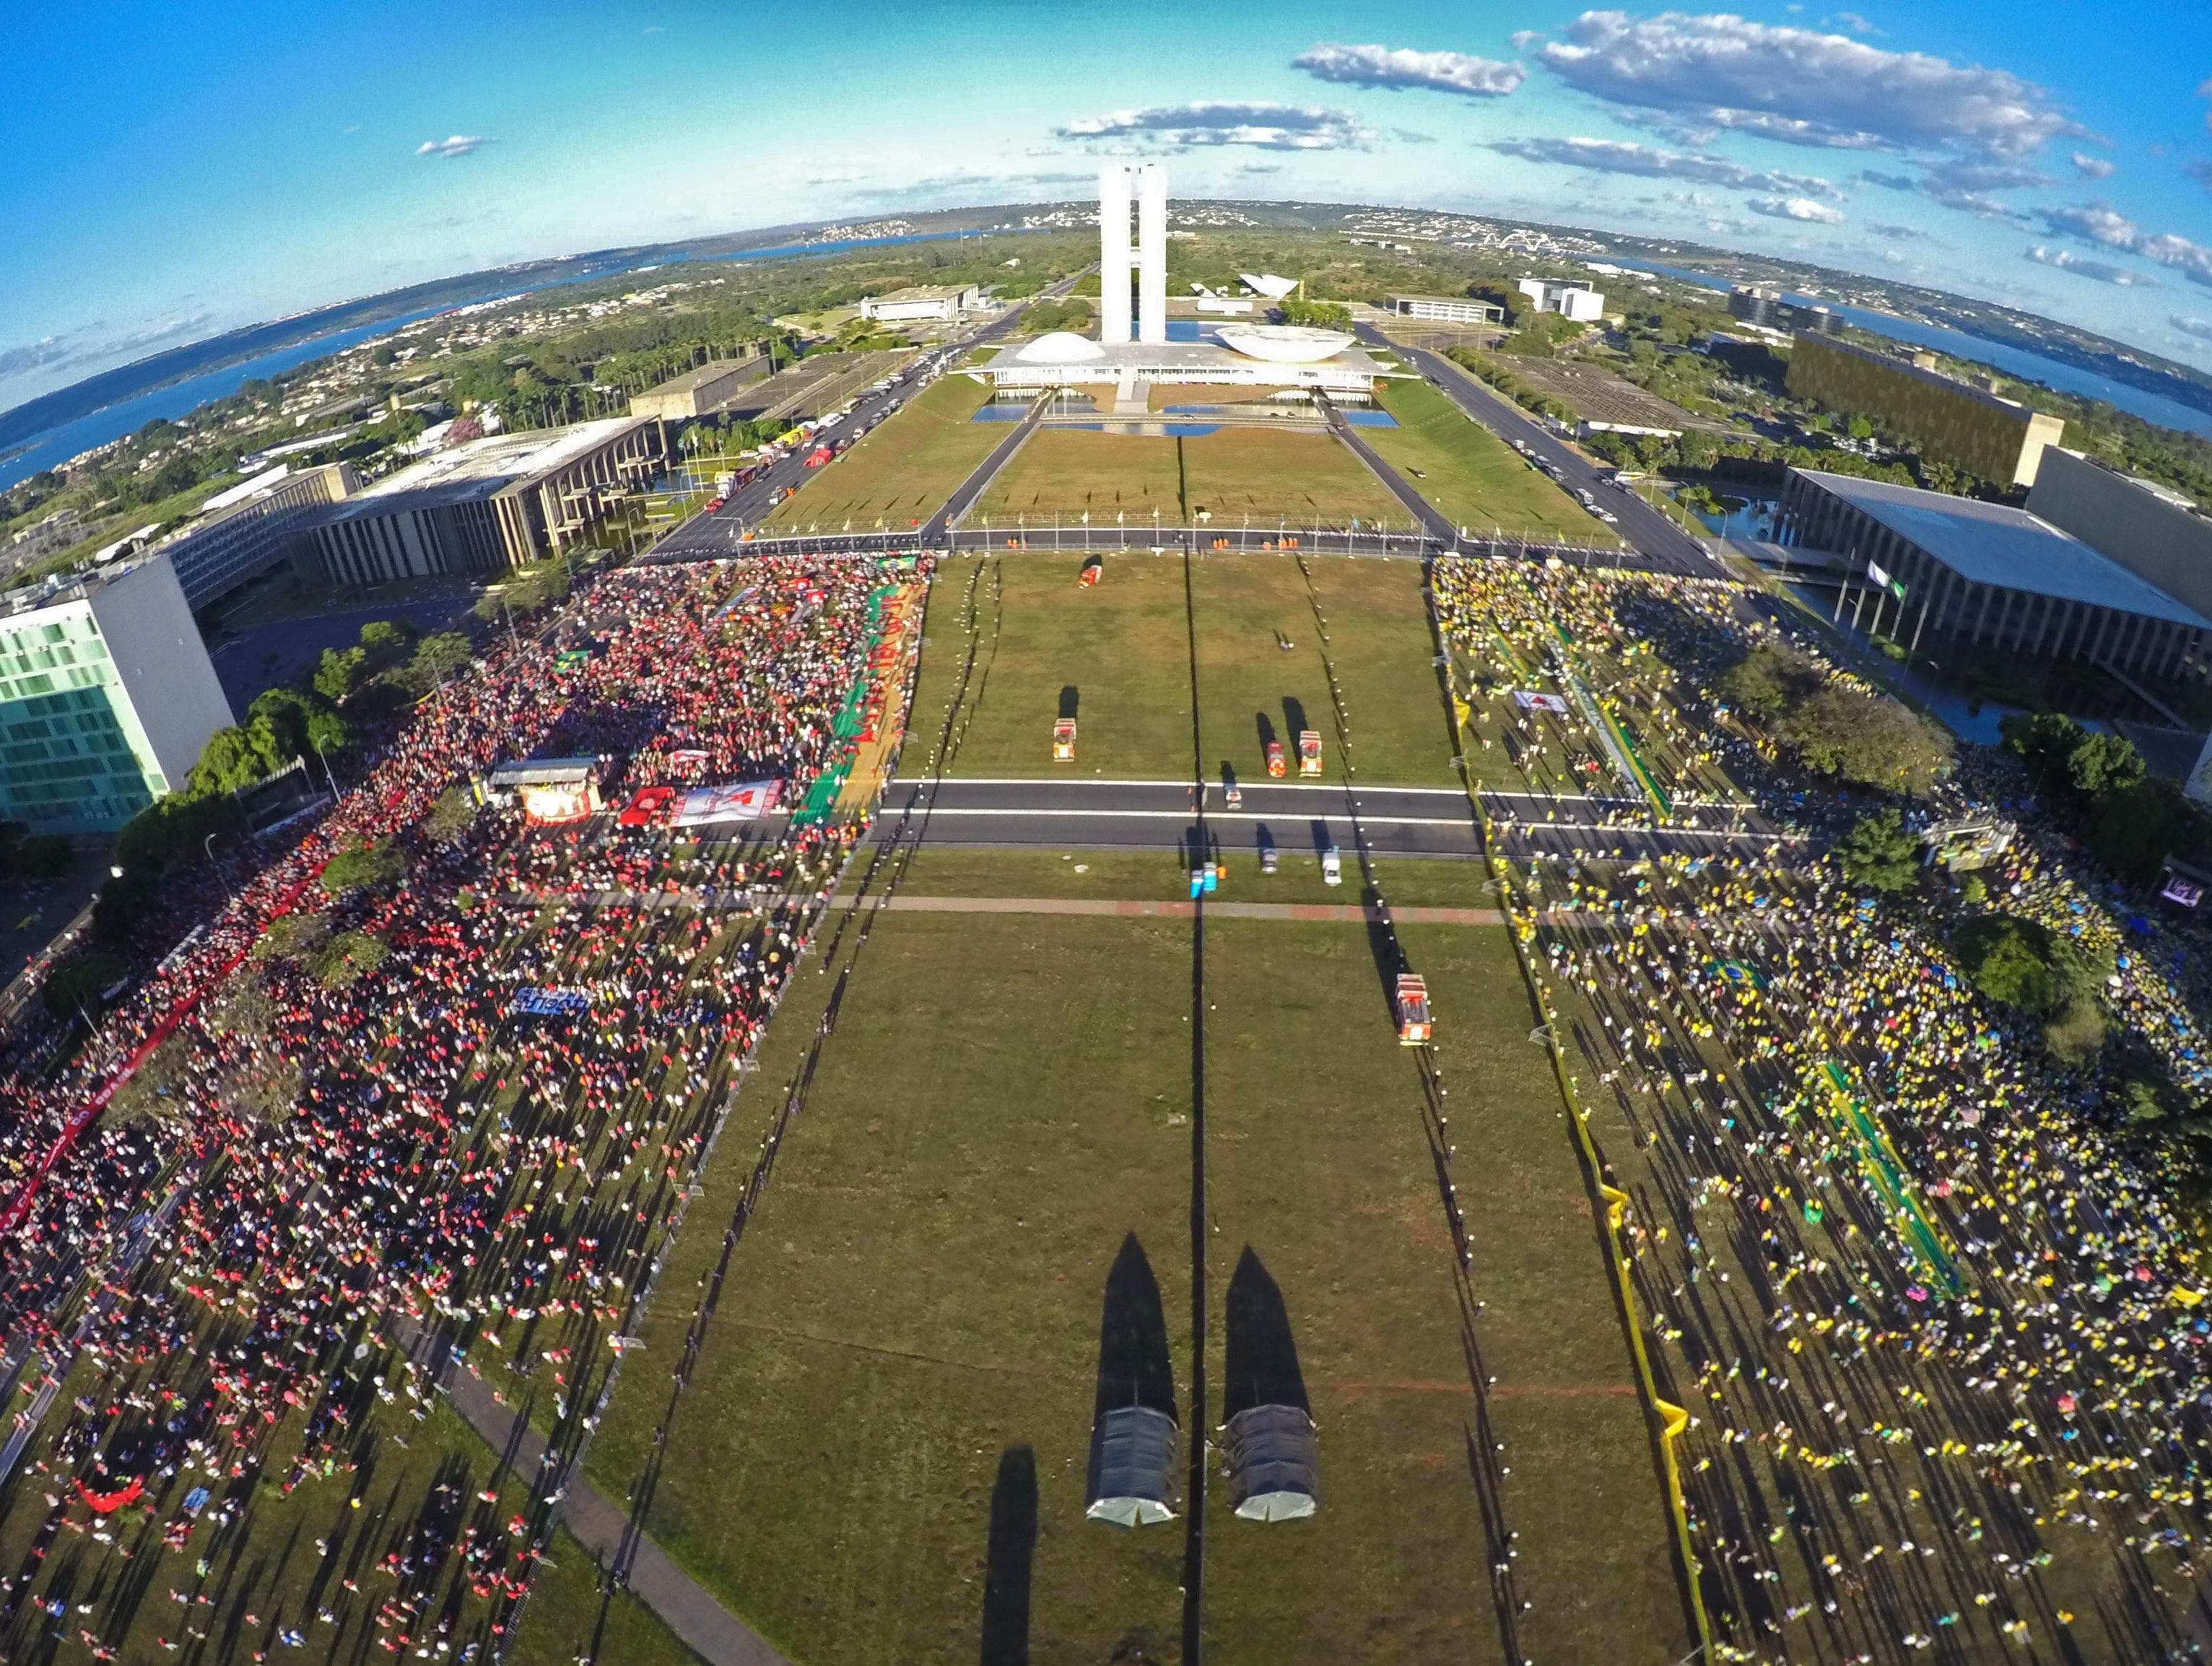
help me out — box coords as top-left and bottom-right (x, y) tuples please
(1611, 260), (2212, 439)
(0, 230), (1016, 493)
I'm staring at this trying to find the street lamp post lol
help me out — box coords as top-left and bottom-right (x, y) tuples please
(205, 833), (235, 906)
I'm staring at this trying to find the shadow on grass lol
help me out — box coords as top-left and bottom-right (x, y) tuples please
(1222, 1247), (1308, 1421)
(980, 1445), (1037, 1666)
(1092, 1233), (1175, 1422)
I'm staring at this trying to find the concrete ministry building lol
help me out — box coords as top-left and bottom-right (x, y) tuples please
(0, 556), (234, 832)
(1779, 468), (2208, 681)
(2026, 448), (2212, 623)
(1515, 278), (1605, 322)
(1388, 294), (1506, 326)
(628, 354), (767, 422)
(857, 284), (980, 324)
(156, 462), (359, 611)
(1786, 333), (2065, 488)
(310, 417), (664, 587)
(975, 167), (1395, 403)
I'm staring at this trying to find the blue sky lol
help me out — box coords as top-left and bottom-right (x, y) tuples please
(4, 0), (2211, 415)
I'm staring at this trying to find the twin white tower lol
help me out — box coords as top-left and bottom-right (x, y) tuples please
(1098, 163), (1168, 346)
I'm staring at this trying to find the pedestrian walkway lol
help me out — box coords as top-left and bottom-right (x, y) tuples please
(430, 1352), (793, 1666)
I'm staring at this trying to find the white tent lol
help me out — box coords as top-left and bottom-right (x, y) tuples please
(1224, 1403), (1319, 1522)
(1085, 1405), (1180, 1527)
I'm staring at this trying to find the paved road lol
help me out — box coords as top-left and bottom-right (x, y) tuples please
(880, 776), (1484, 858)
(1321, 402), (1458, 544)
(1358, 325), (1724, 579)
(826, 892), (1507, 923)
(648, 281), (1078, 560)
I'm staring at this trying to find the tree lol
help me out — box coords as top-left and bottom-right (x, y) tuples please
(43, 950), (125, 1021)
(1950, 915), (2060, 1013)
(423, 785), (476, 846)
(1836, 808), (1919, 893)
(14, 834), (71, 879)
(357, 619), (416, 673)
(309, 930), (389, 990)
(2066, 731), (2146, 799)
(319, 837), (404, 897)
(1950, 912), (2112, 1063)
(401, 632), (474, 694)
(1777, 684), (1951, 794)
(1718, 644), (1818, 720)
(304, 705), (350, 758)
(188, 726), (264, 796)
(314, 645), (368, 703)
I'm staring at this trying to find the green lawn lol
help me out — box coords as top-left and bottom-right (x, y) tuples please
(581, 914), (1196, 1665)
(570, 897), (1683, 1665)
(906, 551), (1456, 785)
(764, 374), (1001, 531)
(973, 427), (1403, 530)
(1198, 919), (1685, 1664)
(508, 1529), (706, 1666)
(1366, 378), (1598, 541)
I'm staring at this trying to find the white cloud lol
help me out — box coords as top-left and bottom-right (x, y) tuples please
(2042, 201), (2212, 288)
(0, 311), (214, 383)
(1293, 43), (1526, 98)
(2186, 158), (2212, 192)
(1750, 196), (1847, 223)
(1923, 188), (2028, 222)
(1510, 30), (1547, 49)
(1057, 102), (1373, 151)
(2024, 245), (2159, 285)
(2071, 152), (2113, 180)
(1539, 10), (2080, 158)
(1826, 11), (1881, 34)
(416, 135), (487, 159)
(1486, 134), (1844, 198)
(2173, 316), (2212, 342)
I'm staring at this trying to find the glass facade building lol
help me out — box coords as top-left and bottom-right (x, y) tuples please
(0, 557), (235, 833)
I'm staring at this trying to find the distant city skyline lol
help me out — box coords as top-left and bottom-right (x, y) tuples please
(6, 0), (2211, 416)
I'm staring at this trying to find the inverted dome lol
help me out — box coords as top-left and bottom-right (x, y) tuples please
(1216, 323), (1354, 365)
(1019, 331), (1107, 364)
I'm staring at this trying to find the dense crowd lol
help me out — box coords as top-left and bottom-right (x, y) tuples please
(1437, 556), (2212, 1663)
(0, 554), (917, 1662)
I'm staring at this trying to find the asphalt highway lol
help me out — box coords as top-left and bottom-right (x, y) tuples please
(1357, 324), (1725, 579)
(879, 775), (1484, 858)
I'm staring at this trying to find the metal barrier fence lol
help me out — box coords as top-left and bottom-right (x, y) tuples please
(640, 523), (1667, 569)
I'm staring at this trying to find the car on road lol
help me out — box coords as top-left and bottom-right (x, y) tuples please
(704, 497), (724, 513)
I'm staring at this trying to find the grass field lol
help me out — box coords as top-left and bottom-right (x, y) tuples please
(580, 915), (1198, 1663)
(906, 551), (1457, 785)
(567, 898), (1684, 1665)
(973, 427), (1403, 529)
(1364, 378), (1598, 541)
(1200, 919), (1686, 1664)
(763, 374), (999, 531)
(509, 1530), (705, 1666)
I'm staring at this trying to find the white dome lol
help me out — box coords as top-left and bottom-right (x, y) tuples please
(1018, 331), (1107, 364)
(1216, 323), (1355, 365)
